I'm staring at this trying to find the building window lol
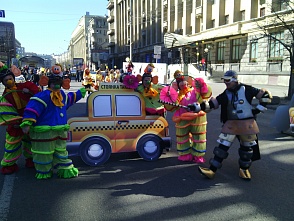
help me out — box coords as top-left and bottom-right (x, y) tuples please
(241, 10), (245, 21)
(212, 19), (215, 28)
(250, 40), (258, 62)
(225, 15), (229, 24)
(260, 7), (265, 16)
(231, 38), (242, 63)
(268, 32), (284, 60)
(217, 41), (225, 63)
(272, 0), (289, 12)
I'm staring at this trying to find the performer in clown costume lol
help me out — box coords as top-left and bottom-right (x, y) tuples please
(135, 63), (166, 116)
(20, 65), (86, 179)
(197, 70), (272, 180)
(0, 63), (40, 175)
(165, 70), (212, 163)
(82, 68), (93, 95)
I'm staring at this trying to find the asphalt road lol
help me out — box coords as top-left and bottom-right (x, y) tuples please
(0, 81), (293, 221)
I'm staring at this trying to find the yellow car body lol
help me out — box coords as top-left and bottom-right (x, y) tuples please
(67, 83), (171, 166)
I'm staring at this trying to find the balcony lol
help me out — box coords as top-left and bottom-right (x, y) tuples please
(107, 16), (114, 23)
(107, 29), (115, 36)
(174, 28), (183, 34)
(163, 21), (168, 28)
(107, 1), (114, 9)
(195, 6), (202, 18)
(163, 0), (168, 7)
(141, 29), (146, 36)
(108, 42), (115, 47)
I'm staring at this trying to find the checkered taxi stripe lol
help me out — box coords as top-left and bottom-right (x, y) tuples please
(73, 124), (164, 132)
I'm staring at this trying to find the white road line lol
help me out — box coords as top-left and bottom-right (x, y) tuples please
(0, 174), (15, 221)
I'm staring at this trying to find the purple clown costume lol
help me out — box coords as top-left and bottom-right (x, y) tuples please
(20, 74), (86, 179)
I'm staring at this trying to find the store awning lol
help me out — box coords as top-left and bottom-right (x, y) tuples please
(19, 55), (44, 63)
(163, 32), (195, 49)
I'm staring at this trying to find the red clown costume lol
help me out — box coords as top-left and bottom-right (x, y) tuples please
(0, 63), (40, 175)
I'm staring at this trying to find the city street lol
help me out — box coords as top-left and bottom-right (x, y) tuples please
(0, 81), (293, 221)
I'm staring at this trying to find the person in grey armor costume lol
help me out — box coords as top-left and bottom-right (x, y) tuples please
(190, 70), (272, 181)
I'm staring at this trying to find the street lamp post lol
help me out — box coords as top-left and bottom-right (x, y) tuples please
(129, 0), (133, 61)
(204, 47), (209, 76)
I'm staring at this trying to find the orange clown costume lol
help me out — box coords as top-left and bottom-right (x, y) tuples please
(82, 68), (93, 94)
(165, 70), (212, 163)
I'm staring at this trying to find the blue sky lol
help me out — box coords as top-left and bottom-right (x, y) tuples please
(0, 0), (108, 55)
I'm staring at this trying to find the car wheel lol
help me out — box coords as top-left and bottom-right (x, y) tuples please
(80, 137), (112, 166)
(136, 135), (163, 161)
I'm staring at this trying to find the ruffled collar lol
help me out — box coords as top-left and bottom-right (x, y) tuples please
(48, 88), (64, 107)
(143, 86), (158, 97)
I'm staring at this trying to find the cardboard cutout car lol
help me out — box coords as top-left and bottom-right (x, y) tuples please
(271, 94), (294, 133)
(67, 83), (171, 166)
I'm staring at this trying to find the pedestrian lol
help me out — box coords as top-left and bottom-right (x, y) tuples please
(104, 70), (112, 82)
(75, 68), (80, 82)
(113, 69), (121, 83)
(94, 69), (103, 90)
(20, 64), (86, 179)
(75, 69), (78, 82)
(201, 57), (206, 71)
(32, 68), (40, 85)
(126, 61), (134, 75)
(0, 62), (40, 175)
(63, 68), (70, 80)
(196, 70), (272, 180)
(22, 66), (28, 80)
(165, 70), (212, 163)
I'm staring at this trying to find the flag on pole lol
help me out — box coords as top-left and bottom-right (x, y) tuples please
(0, 10), (5, 18)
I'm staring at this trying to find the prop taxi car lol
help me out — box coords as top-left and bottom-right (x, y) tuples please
(271, 94), (294, 133)
(67, 83), (171, 166)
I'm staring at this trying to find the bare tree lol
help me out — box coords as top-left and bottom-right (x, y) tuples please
(254, 0), (294, 99)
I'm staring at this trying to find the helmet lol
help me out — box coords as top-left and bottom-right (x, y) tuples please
(221, 70), (238, 82)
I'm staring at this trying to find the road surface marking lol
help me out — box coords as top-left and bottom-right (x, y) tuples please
(0, 174), (15, 221)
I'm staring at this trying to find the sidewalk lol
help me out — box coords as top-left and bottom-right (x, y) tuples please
(0, 79), (291, 108)
(166, 76), (291, 108)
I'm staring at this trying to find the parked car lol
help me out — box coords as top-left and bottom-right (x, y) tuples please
(66, 82), (171, 166)
(70, 69), (77, 77)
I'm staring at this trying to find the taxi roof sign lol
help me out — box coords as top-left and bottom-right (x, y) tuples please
(99, 83), (132, 91)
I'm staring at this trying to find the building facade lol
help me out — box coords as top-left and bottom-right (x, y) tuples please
(69, 13), (108, 71)
(107, 0), (294, 85)
(0, 21), (16, 66)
